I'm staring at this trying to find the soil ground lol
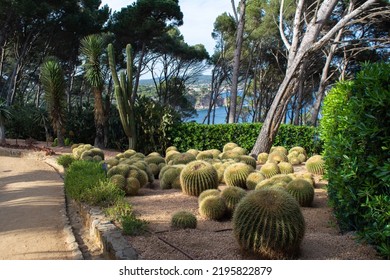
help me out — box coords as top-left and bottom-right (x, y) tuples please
(0, 139), (381, 260)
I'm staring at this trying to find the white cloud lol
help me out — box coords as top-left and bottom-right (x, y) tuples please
(101, 0), (232, 55)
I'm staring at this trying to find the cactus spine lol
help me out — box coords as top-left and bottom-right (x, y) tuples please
(107, 43), (136, 149)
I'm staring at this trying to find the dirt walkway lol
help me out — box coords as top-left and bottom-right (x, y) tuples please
(0, 156), (78, 260)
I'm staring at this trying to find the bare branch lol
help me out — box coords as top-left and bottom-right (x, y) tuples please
(279, 0), (291, 49)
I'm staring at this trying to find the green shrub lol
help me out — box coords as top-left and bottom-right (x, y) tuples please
(121, 215), (148, 236)
(57, 154), (75, 168)
(64, 160), (106, 201)
(81, 180), (125, 207)
(169, 122), (322, 155)
(320, 62), (390, 259)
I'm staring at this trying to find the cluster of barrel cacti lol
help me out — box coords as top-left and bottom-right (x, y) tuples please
(71, 144), (105, 162)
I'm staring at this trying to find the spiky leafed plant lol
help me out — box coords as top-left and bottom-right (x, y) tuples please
(80, 34), (106, 149)
(0, 101), (11, 145)
(40, 57), (66, 146)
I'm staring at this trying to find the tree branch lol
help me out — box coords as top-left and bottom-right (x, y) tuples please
(279, 0), (291, 50)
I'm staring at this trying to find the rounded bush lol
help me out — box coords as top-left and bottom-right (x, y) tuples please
(199, 196), (226, 221)
(180, 160), (219, 196)
(260, 163), (280, 178)
(221, 186), (247, 214)
(198, 189), (221, 204)
(246, 171), (265, 190)
(171, 211), (197, 229)
(233, 188), (305, 259)
(285, 179), (315, 207)
(224, 163), (254, 189)
(305, 155), (325, 175)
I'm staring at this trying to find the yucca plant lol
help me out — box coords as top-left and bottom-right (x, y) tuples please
(40, 57), (66, 147)
(80, 34), (106, 149)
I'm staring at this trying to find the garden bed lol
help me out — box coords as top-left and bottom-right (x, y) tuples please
(125, 167), (379, 260)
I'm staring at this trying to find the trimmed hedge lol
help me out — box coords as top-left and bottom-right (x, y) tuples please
(321, 62), (390, 259)
(169, 122), (322, 155)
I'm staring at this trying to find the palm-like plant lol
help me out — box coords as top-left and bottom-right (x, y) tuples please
(40, 58), (66, 147)
(80, 34), (106, 148)
(0, 101), (12, 144)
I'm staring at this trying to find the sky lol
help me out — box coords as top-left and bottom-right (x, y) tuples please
(100, 0), (233, 55)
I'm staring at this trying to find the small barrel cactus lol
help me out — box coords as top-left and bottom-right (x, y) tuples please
(224, 163), (254, 189)
(223, 142), (238, 152)
(288, 156), (301, 165)
(196, 151), (214, 160)
(171, 211), (197, 229)
(144, 155), (166, 165)
(268, 151), (288, 163)
(270, 146), (288, 156)
(110, 174), (127, 189)
(257, 152), (268, 164)
(166, 146), (178, 153)
(180, 160), (219, 196)
(233, 187), (305, 259)
(297, 153), (307, 163)
(221, 186), (247, 214)
(160, 166), (182, 189)
(239, 155), (257, 169)
(246, 171), (266, 190)
(169, 152), (196, 165)
(255, 174), (293, 190)
(278, 162), (294, 174)
(199, 196), (226, 221)
(124, 177), (140, 196)
(231, 146), (247, 155)
(198, 189), (221, 204)
(187, 149), (199, 157)
(220, 150), (240, 160)
(285, 179), (315, 207)
(259, 162), (280, 178)
(305, 155), (325, 175)
(289, 146), (307, 156)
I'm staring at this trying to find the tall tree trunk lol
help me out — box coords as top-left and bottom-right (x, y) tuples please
(93, 87), (105, 148)
(228, 0), (246, 123)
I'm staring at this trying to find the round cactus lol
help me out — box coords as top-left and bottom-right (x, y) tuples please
(289, 156), (301, 165)
(255, 174), (293, 190)
(180, 160), (219, 196)
(221, 186), (247, 214)
(239, 155), (257, 169)
(305, 155), (325, 175)
(148, 163), (160, 178)
(196, 151), (214, 160)
(171, 211), (197, 229)
(224, 163), (254, 189)
(208, 149), (222, 158)
(165, 150), (180, 162)
(145, 155), (166, 165)
(285, 179), (315, 207)
(105, 158), (119, 168)
(109, 174), (127, 189)
(233, 187), (305, 259)
(186, 149), (199, 157)
(278, 162), (294, 174)
(246, 171), (265, 190)
(160, 166), (182, 190)
(297, 153), (307, 163)
(259, 162), (280, 178)
(166, 146), (178, 153)
(289, 146), (307, 156)
(169, 152), (196, 165)
(270, 146), (288, 156)
(223, 142), (238, 152)
(125, 177), (140, 196)
(268, 151), (288, 163)
(198, 189), (221, 204)
(199, 196), (226, 221)
(147, 152), (161, 157)
(231, 146), (247, 155)
(257, 153), (268, 164)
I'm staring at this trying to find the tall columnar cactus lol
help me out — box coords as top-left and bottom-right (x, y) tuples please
(107, 43), (137, 149)
(233, 188), (305, 259)
(180, 160), (219, 196)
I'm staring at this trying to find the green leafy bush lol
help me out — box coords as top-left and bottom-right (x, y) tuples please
(81, 180), (125, 207)
(320, 62), (390, 259)
(169, 122), (321, 155)
(57, 154), (75, 168)
(64, 160), (106, 201)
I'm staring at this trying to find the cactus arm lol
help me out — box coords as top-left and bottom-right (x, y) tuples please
(126, 44), (134, 101)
